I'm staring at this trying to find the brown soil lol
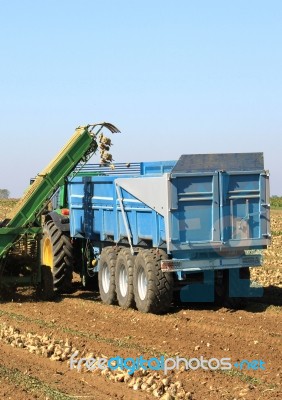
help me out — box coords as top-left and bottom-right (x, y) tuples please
(0, 281), (281, 400)
(0, 206), (281, 400)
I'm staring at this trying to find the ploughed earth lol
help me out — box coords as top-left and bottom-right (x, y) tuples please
(0, 202), (281, 400)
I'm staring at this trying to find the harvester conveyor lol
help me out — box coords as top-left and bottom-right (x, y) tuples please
(0, 123), (119, 286)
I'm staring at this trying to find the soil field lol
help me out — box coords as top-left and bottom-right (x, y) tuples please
(0, 201), (281, 400)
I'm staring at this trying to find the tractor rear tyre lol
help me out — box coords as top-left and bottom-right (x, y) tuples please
(115, 248), (135, 309)
(41, 220), (73, 293)
(133, 249), (174, 314)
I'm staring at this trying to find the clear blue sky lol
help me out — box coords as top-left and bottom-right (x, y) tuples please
(0, 0), (281, 197)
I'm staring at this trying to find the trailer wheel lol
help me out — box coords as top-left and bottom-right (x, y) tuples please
(98, 247), (119, 305)
(133, 249), (173, 314)
(42, 220), (73, 293)
(115, 248), (135, 309)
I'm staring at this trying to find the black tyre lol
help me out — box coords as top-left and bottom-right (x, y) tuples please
(41, 220), (73, 293)
(133, 249), (174, 314)
(98, 247), (119, 305)
(37, 265), (55, 300)
(115, 248), (135, 309)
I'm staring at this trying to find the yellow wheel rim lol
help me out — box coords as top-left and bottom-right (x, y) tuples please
(42, 236), (53, 269)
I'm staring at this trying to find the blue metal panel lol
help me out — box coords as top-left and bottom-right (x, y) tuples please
(168, 169), (269, 254)
(68, 174), (166, 247)
(170, 173), (220, 244)
(220, 172), (264, 242)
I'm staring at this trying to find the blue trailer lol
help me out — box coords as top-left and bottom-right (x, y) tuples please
(4, 124), (269, 312)
(56, 152), (270, 313)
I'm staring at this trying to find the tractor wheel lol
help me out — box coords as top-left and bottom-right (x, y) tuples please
(133, 249), (174, 314)
(115, 248), (135, 309)
(41, 220), (73, 293)
(98, 247), (119, 305)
